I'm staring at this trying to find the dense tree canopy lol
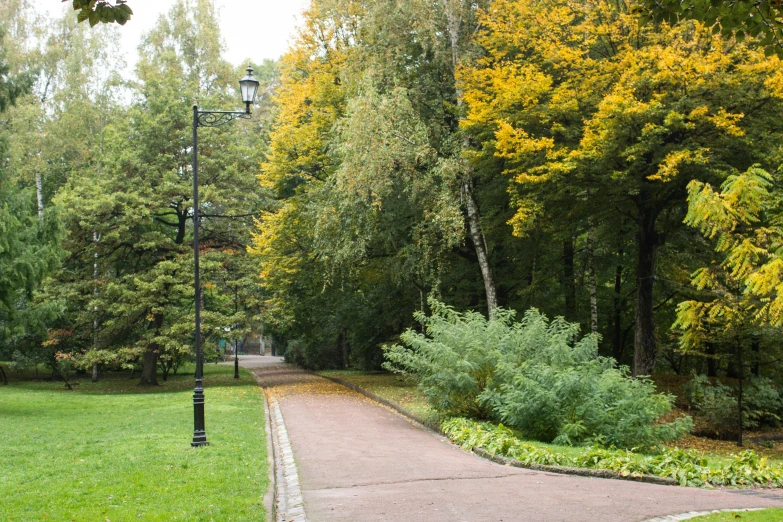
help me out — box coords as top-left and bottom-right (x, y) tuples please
(641, 0), (783, 57)
(4, 0), (783, 389)
(2, 0), (272, 384)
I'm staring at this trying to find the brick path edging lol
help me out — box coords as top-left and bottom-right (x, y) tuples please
(262, 391), (276, 521)
(248, 366), (307, 522)
(267, 395), (308, 522)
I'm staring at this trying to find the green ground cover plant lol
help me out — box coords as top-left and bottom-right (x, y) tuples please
(0, 364), (268, 521)
(442, 417), (783, 487)
(688, 509), (783, 521)
(383, 301), (691, 449)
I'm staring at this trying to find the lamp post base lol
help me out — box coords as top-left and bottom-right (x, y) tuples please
(191, 431), (209, 448)
(192, 385), (208, 447)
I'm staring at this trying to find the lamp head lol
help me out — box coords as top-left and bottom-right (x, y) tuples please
(239, 65), (260, 114)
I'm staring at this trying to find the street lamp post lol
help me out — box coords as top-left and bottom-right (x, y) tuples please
(191, 66), (259, 448)
(234, 338), (240, 379)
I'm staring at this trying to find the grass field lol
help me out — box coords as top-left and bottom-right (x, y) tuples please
(689, 509), (783, 521)
(0, 363), (268, 521)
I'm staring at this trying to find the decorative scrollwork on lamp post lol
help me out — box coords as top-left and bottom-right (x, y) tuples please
(196, 110), (250, 128)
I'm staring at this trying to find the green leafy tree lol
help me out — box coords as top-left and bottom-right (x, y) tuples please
(641, 0), (783, 57)
(50, 0), (267, 385)
(0, 16), (67, 371)
(69, 0), (133, 27)
(460, 0), (783, 376)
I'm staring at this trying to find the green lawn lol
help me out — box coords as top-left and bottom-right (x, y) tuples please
(689, 509), (783, 521)
(319, 370), (435, 420)
(0, 364), (268, 521)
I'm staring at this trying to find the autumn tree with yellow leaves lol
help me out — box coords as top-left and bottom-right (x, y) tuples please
(459, 0), (783, 375)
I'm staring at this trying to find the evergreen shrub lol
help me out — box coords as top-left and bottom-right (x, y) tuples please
(683, 374), (783, 437)
(385, 300), (691, 448)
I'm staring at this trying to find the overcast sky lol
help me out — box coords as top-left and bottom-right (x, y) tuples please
(40, 1), (311, 68)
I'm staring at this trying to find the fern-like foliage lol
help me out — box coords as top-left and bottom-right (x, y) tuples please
(385, 300), (691, 449)
(677, 166), (783, 351)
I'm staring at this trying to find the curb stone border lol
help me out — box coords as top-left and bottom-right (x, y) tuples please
(245, 368), (278, 522)
(262, 391), (276, 522)
(267, 395), (308, 522)
(642, 508), (764, 521)
(319, 374), (682, 487)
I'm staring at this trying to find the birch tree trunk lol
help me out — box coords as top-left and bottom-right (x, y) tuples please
(445, 0), (499, 318)
(464, 177), (498, 318)
(36, 172), (44, 220)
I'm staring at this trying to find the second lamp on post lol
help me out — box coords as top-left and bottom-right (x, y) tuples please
(190, 66), (259, 448)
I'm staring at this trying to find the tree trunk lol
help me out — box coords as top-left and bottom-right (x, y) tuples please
(612, 251), (624, 364)
(563, 236), (575, 320)
(444, 1), (498, 319)
(464, 178), (498, 318)
(587, 218), (598, 335)
(36, 172), (44, 219)
(336, 330), (349, 369)
(706, 343), (718, 377)
(139, 313), (163, 386)
(737, 341), (744, 447)
(0, 364), (7, 385)
(752, 338), (760, 377)
(175, 208), (187, 245)
(139, 346), (159, 386)
(92, 230), (100, 382)
(633, 211), (660, 376)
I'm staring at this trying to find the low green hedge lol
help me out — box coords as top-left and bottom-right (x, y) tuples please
(442, 417), (783, 488)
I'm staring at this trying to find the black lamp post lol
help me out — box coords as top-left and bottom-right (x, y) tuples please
(191, 65), (259, 448)
(234, 338), (240, 379)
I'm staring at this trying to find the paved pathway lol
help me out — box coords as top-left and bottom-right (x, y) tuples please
(238, 356), (783, 522)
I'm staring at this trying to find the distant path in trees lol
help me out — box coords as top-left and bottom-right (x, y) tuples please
(239, 356), (783, 522)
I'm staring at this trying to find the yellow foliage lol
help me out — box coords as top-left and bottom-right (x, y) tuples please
(460, 0), (782, 239)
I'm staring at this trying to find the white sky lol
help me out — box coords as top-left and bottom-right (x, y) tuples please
(39, 1), (311, 68)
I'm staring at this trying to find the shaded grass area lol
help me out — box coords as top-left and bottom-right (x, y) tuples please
(318, 370), (435, 420)
(318, 371), (428, 411)
(689, 509), (783, 521)
(318, 370), (587, 459)
(0, 364), (268, 521)
(318, 370), (783, 469)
